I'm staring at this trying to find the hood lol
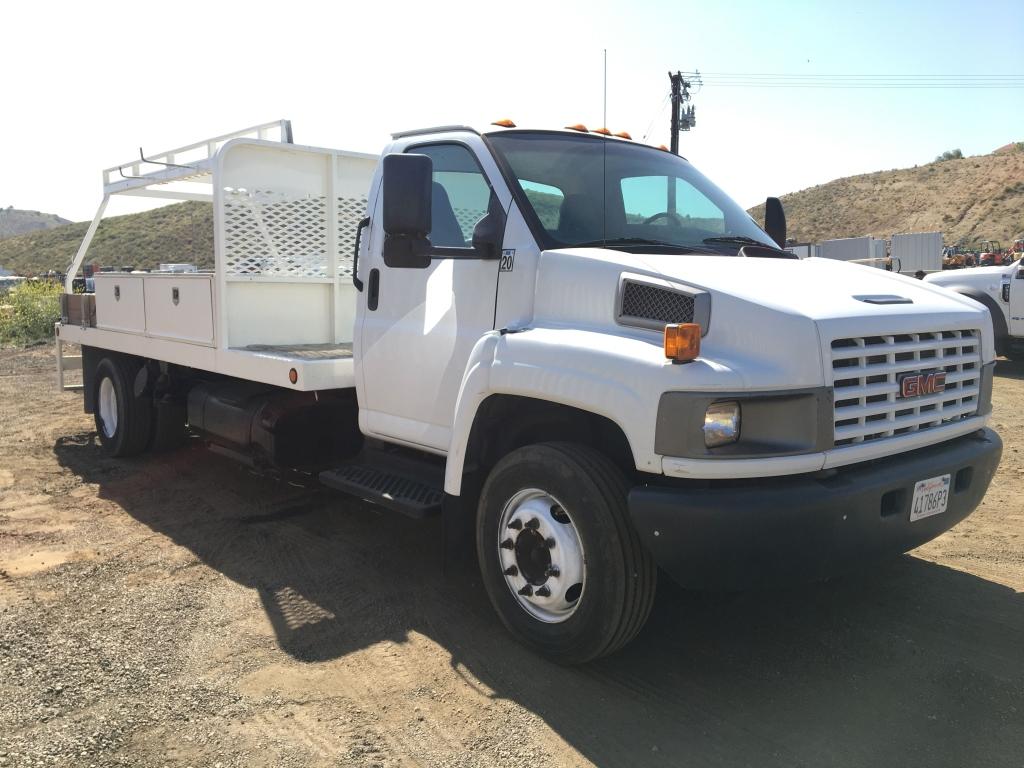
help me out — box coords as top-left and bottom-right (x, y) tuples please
(926, 263), (1014, 285)
(531, 248), (994, 388)
(536, 247), (987, 324)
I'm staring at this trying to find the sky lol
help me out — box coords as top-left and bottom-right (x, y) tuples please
(2, 0), (1022, 222)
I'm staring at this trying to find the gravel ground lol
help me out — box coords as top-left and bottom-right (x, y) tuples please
(1, 345), (1023, 767)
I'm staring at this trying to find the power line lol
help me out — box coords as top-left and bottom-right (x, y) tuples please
(697, 72), (1024, 78)
(683, 71), (1024, 89)
(641, 93), (670, 142)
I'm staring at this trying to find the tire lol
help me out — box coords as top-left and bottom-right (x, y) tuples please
(149, 399), (187, 452)
(476, 442), (656, 664)
(93, 356), (153, 457)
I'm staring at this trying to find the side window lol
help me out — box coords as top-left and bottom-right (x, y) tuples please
(620, 176), (725, 234)
(520, 180), (564, 232)
(412, 144), (493, 249)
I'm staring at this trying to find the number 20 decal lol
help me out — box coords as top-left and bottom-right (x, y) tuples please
(499, 249), (515, 272)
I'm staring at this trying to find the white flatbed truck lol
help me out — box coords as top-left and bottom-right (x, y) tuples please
(56, 120), (1002, 663)
(925, 259), (1024, 360)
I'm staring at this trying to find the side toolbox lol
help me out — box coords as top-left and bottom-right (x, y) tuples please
(60, 293), (96, 327)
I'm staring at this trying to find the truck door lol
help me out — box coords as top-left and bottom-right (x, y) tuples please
(1010, 262), (1024, 338)
(357, 139), (510, 452)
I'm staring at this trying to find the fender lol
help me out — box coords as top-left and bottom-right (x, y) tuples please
(940, 286), (1008, 347)
(443, 328), (676, 495)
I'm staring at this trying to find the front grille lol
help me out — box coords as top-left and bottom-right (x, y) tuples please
(620, 281), (695, 324)
(830, 329), (981, 447)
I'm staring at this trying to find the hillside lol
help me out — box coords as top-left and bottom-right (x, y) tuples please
(3, 144), (1023, 275)
(0, 208), (71, 241)
(0, 202), (213, 276)
(748, 144), (1024, 245)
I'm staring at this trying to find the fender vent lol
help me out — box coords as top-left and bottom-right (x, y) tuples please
(620, 281), (695, 324)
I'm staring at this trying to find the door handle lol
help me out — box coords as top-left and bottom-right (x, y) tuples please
(368, 268), (380, 311)
(352, 216), (370, 292)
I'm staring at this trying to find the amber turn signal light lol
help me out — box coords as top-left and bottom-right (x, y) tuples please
(288, 368), (298, 384)
(664, 323), (701, 362)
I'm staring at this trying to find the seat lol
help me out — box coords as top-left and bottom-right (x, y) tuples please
(556, 193), (602, 243)
(429, 182), (466, 248)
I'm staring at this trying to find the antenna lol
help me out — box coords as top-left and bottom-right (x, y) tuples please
(603, 49), (608, 127)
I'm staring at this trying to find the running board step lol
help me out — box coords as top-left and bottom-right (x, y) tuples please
(319, 451), (444, 519)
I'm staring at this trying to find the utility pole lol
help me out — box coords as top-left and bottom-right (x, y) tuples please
(668, 71), (697, 154)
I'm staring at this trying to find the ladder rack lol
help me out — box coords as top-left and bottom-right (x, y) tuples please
(102, 120), (292, 197)
(65, 120), (293, 293)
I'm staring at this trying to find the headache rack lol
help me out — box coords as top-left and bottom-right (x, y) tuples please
(57, 120), (380, 392)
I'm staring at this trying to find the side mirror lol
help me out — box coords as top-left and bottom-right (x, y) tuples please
(471, 194), (506, 259)
(382, 153), (433, 268)
(764, 196), (786, 248)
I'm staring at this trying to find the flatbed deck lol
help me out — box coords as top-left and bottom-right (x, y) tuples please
(238, 343), (353, 360)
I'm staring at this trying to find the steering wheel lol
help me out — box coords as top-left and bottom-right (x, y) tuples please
(643, 211), (686, 226)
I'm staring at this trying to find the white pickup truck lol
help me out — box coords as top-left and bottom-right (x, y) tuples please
(925, 260), (1024, 360)
(56, 120), (1002, 663)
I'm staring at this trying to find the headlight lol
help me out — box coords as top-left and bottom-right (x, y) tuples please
(703, 401), (741, 447)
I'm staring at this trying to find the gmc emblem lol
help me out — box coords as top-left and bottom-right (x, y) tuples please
(898, 371), (946, 399)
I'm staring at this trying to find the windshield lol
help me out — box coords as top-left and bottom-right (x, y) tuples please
(486, 131), (776, 253)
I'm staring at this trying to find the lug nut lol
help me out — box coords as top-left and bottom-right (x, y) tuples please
(507, 519), (522, 530)
(545, 565), (560, 578)
(525, 517), (540, 530)
(503, 565), (518, 577)
(546, 537), (556, 549)
(500, 538), (514, 549)
(518, 584), (534, 597)
(535, 585), (551, 597)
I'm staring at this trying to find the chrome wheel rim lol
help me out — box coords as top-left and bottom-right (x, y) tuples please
(497, 488), (585, 623)
(98, 376), (118, 439)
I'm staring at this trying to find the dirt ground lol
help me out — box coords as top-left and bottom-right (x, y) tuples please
(1, 345), (1022, 768)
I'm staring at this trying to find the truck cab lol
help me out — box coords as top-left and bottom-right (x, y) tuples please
(57, 121), (1003, 663)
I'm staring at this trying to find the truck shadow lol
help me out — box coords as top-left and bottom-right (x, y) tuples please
(995, 357), (1024, 380)
(54, 433), (1024, 768)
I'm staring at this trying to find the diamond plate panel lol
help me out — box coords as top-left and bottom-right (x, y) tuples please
(224, 189), (327, 277)
(620, 281), (695, 324)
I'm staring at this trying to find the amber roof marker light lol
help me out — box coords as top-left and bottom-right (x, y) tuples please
(491, 119), (516, 128)
(564, 124), (589, 133)
(592, 127), (612, 136)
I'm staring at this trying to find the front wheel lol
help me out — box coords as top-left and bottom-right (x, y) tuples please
(476, 442), (656, 664)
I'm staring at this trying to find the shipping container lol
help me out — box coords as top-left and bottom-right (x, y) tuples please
(890, 232), (942, 275)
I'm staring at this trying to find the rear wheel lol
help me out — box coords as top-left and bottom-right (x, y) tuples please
(93, 356), (152, 457)
(477, 442), (656, 664)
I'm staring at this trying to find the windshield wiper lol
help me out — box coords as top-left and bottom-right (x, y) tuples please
(702, 235), (776, 248)
(571, 237), (717, 253)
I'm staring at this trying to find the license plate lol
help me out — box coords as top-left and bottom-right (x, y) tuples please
(909, 474), (951, 522)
